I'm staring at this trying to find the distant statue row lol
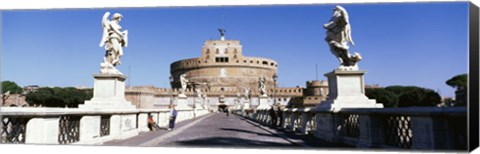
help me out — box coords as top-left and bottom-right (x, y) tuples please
(176, 73), (267, 99)
(324, 5), (362, 71)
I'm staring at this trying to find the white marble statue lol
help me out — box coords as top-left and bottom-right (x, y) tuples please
(258, 76), (267, 96)
(99, 12), (129, 74)
(195, 86), (202, 98)
(324, 6), (362, 70)
(244, 87), (250, 100)
(179, 74), (189, 97)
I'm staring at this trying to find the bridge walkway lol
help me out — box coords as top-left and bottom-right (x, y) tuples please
(104, 113), (353, 149)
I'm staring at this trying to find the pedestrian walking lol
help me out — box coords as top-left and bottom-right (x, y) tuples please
(168, 105), (178, 131)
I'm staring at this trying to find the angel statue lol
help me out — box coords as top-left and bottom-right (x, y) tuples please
(179, 74), (189, 97)
(99, 12), (129, 74)
(324, 5), (362, 70)
(258, 76), (267, 97)
(195, 86), (202, 98)
(244, 87), (250, 100)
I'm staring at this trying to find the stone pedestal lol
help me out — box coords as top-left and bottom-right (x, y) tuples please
(80, 74), (136, 109)
(256, 96), (271, 109)
(316, 70), (383, 110)
(176, 95), (191, 109)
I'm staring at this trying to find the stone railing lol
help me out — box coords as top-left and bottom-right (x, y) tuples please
(243, 107), (467, 151)
(0, 107), (209, 145)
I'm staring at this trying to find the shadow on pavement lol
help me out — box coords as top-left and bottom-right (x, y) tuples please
(219, 128), (277, 138)
(171, 136), (299, 149)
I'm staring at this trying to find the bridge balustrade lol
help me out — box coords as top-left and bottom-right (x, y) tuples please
(243, 107), (467, 150)
(0, 107), (208, 145)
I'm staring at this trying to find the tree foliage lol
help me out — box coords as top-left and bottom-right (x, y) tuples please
(26, 87), (92, 107)
(366, 85), (441, 107)
(446, 74), (467, 90)
(365, 88), (399, 107)
(387, 86), (441, 107)
(1, 81), (24, 105)
(445, 73), (468, 106)
(1, 81), (23, 94)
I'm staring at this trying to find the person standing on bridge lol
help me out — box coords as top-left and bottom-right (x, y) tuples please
(168, 105), (178, 131)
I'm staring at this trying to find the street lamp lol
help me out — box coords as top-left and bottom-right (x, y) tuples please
(273, 73), (278, 105)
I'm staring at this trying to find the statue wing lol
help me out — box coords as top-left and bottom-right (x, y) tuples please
(122, 30), (128, 47)
(341, 9), (355, 46)
(99, 12), (110, 47)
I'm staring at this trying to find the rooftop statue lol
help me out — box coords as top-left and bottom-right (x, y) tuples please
(324, 6), (362, 70)
(99, 12), (129, 74)
(218, 28), (226, 37)
(218, 28), (226, 40)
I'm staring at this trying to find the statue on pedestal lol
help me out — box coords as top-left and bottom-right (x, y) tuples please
(179, 74), (189, 97)
(99, 12), (129, 74)
(324, 6), (362, 71)
(258, 76), (267, 97)
(195, 86), (202, 98)
(244, 87), (250, 100)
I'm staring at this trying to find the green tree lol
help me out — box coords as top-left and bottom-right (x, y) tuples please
(446, 73), (468, 106)
(387, 86), (441, 107)
(1, 81), (24, 106)
(26, 87), (54, 107)
(446, 74), (467, 90)
(365, 88), (399, 107)
(26, 87), (92, 107)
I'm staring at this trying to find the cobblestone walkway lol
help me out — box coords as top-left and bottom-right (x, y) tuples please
(104, 113), (353, 150)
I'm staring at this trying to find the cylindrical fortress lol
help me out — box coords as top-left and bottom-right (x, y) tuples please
(170, 39), (278, 96)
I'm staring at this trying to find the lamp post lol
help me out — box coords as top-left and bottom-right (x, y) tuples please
(169, 75), (174, 107)
(273, 73), (278, 106)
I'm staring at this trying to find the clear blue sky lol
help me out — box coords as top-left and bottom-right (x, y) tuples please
(1, 2), (468, 97)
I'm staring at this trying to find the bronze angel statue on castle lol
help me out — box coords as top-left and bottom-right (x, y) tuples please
(99, 12), (129, 74)
(324, 6), (362, 70)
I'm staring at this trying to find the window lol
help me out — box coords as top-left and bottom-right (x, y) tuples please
(262, 61), (268, 65)
(234, 49), (237, 54)
(216, 49), (219, 54)
(224, 48), (228, 54)
(206, 49), (210, 54)
(215, 57), (229, 63)
(244, 60), (247, 63)
(234, 55), (237, 59)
